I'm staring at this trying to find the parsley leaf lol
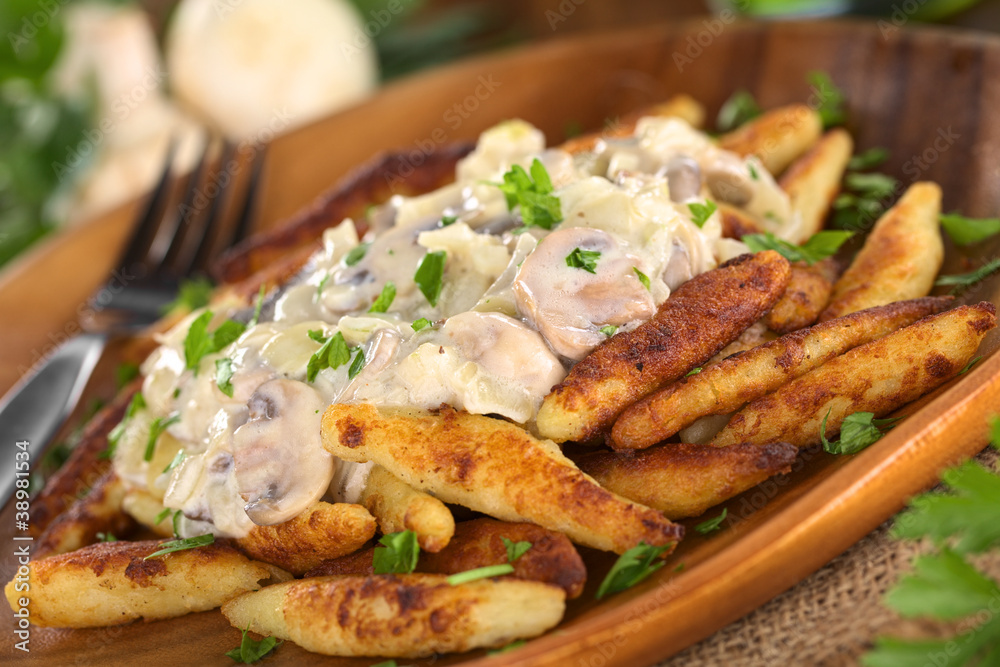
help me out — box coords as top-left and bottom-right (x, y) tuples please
(164, 277), (213, 314)
(565, 247), (601, 273)
(847, 147), (889, 171)
(414, 251), (447, 307)
(348, 348), (366, 380)
(115, 362), (140, 390)
(163, 450), (186, 474)
(411, 318), (433, 332)
(502, 537), (532, 562)
(686, 367), (702, 377)
(935, 258), (1000, 295)
(695, 508), (727, 534)
(940, 213), (1000, 246)
(741, 230), (853, 266)
(368, 281), (396, 313)
(96, 532), (117, 542)
(959, 356), (983, 375)
(154, 507), (173, 525)
(687, 201), (718, 228)
(440, 215), (457, 226)
(183, 311), (247, 375)
(820, 410), (898, 456)
(226, 624), (282, 663)
(145, 414), (180, 462)
(808, 70), (846, 128)
(373, 530), (420, 574)
(215, 358), (235, 397)
(344, 242), (370, 267)
(488, 640), (527, 656)
(447, 564), (515, 585)
(747, 162), (759, 180)
(144, 534), (214, 560)
(315, 273), (329, 300)
(491, 159), (563, 230)
(103, 392), (146, 459)
(249, 284), (265, 327)
(595, 542), (673, 599)
(845, 172), (898, 200)
(600, 325), (618, 337)
(633, 267), (651, 290)
(716, 90), (761, 132)
(306, 331), (353, 382)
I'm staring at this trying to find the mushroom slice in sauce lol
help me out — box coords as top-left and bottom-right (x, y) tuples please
(513, 227), (655, 361)
(232, 379), (335, 526)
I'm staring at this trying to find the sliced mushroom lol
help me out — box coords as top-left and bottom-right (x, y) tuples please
(704, 156), (754, 207)
(661, 238), (693, 291)
(232, 379), (335, 526)
(339, 328), (402, 401)
(662, 155), (702, 203)
(513, 227), (655, 360)
(443, 311), (565, 402)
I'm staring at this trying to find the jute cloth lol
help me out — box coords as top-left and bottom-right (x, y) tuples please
(661, 447), (1000, 666)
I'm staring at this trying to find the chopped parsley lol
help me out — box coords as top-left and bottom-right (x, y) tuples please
(633, 267), (651, 290)
(163, 450), (186, 474)
(248, 284), (265, 327)
(959, 356), (983, 376)
(502, 537), (532, 562)
(440, 215), (458, 226)
(694, 508), (728, 534)
(808, 70), (846, 128)
(96, 532), (117, 542)
(935, 258), (1000, 295)
(820, 409), (899, 456)
(103, 392), (147, 459)
(488, 640), (527, 656)
(414, 251), (447, 307)
(940, 213), (1000, 246)
(226, 624), (282, 663)
(183, 311), (247, 375)
(114, 362), (140, 390)
(686, 367), (702, 377)
(145, 414), (180, 462)
(847, 147), (889, 171)
(343, 241), (370, 267)
(565, 247), (601, 274)
(716, 90), (761, 132)
(595, 542), (673, 599)
(446, 564), (515, 586)
(215, 358), (235, 398)
(411, 318), (433, 332)
(491, 159), (563, 230)
(306, 330), (353, 382)
(315, 273), (329, 300)
(348, 348), (366, 380)
(373, 530), (420, 575)
(163, 277), (213, 314)
(600, 325), (618, 337)
(368, 281), (396, 313)
(143, 534), (214, 560)
(741, 230), (853, 266)
(748, 162), (759, 180)
(687, 201), (718, 228)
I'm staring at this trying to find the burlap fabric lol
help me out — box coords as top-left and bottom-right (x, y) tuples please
(660, 447), (1000, 667)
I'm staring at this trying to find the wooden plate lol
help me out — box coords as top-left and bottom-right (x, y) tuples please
(4, 18), (1000, 667)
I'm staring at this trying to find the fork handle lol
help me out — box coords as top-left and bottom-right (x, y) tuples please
(0, 332), (108, 507)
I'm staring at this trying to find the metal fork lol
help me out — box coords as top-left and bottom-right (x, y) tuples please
(0, 138), (266, 505)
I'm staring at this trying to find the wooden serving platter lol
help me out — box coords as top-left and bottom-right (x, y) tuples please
(3, 17), (1000, 666)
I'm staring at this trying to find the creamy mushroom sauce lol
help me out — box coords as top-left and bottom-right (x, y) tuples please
(112, 117), (795, 539)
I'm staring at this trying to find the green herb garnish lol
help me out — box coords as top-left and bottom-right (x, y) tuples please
(144, 534), (214, 560)
(373, 530), (420, 575)
(368, 281), (396, 313)
(565, 247), (601, 274)
(440, 215), (457, 226)
(96, 532), (117, 542)
(414, 251), (447, 307)
(306, 330), (353, 382)
(716, 90), (761, 132)
(688, 201), (718, 228)
(115, 362), (140, 390)
(145, 414), (180, 462)
(348, 349), (366, 380)
(491, 159), (563, 230)
(940, 213), (1000, 246)
(959, 356), (983, 376)
(225, 624), (282, 663)
(164, 277), (214, 314)
(600, 325), (618, 337)
(163, 450), (187, 474)
(502, 537), (532, 562)
(487, 640), (527, 656)
(249, 284), (266, 327)
(808, 70), (846, 128)
(686, 367), (702, 377)
(344, 242), (370, 267)
(103, 392), (147, 459)
(694, 508), (728, 535)
(447, 564), (515, 585)
(633, 267), (651, 290)
(595, 542), (673, 599)
(847, 147), (889, 171)
(742, 230), (853, 266)
(935, 258), (1000, 295)
(411, 318), (433, 332)
(215, 358), (235, 398)
(183, 311), (247, 375)
(820, 410), (898, 456)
